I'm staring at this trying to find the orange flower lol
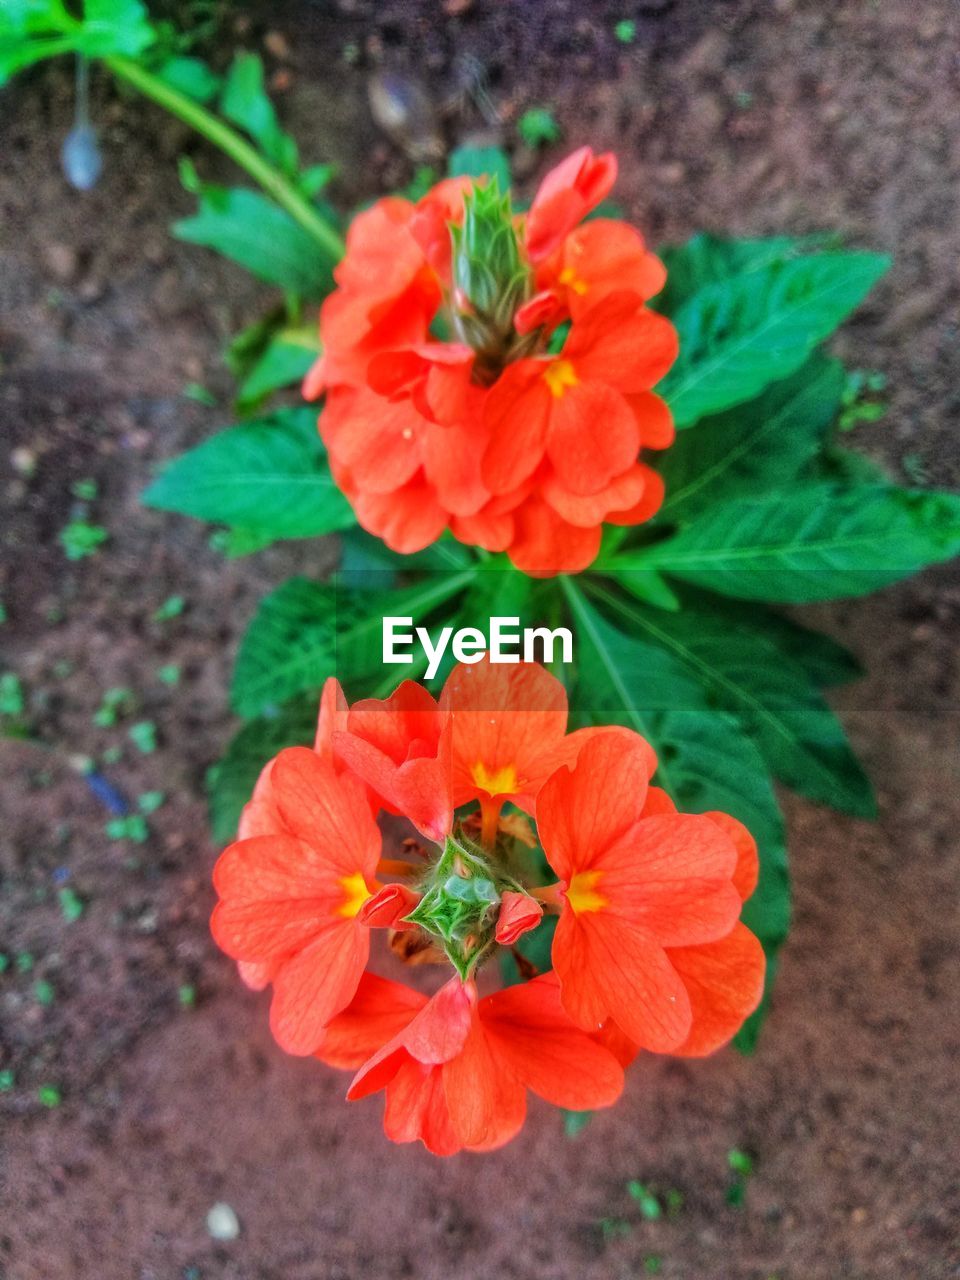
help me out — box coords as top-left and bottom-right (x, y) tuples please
(211, 748), (381, 1055)
(305, 148), (678, 575)
(346, 974), (624, 1156)
(212, 665), (765, 1153)
(537, 732), (761, 1052)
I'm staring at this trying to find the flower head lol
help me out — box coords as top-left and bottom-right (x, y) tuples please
(212, 662), (764, 1153)
(306, 149), (678, 574)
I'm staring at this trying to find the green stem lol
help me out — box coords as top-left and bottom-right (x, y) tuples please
(104, 55), (346, 261)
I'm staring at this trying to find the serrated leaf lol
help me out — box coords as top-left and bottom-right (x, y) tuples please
(644, 708), (789, 1051)
(588, 587), (875, 816)
(653, 232), (835, 317)
(656, 357), (845, 520)
(142, 406), (354, 543)
(231, 571), (474, 717)
(561, 579), (706, 734)
(236, 329), (320, 410)
(208, 697), (317, 845)
(173, 185), (334, 295)
(632, 484), (960, 603)
(659, 252), (890, 428)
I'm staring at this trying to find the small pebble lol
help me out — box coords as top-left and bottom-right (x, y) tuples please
(206, 1202), (240, 1241)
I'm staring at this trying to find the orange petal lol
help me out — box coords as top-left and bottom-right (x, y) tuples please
(481, 973), (625, 1111)
(269, 748), (381, 880)
(546, 380), (641, 496)
(269, 920), (369, 1055)
(482, 360), (553, 493)
(667, 922), (767, 1057)
(506, 496), (602, 576)
(553, 910), (692, 1053)
(537, 730), (653, 880)
(314, 972), (426, 1070)
(704, 811), (760, 903)
(494, 891), (544, 945)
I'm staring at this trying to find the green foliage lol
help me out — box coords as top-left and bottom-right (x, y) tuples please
(589, 587), (875, 816)
(58, 887), (84, 922)
(633, 484), (960, 602)
(235, 329), (320, 410)
(449, 143), (511, 190)
(657, 247), (889, 427)
(0, 0), (155, 84)
(153, 594), (185, 621)
(207, 696), (318, 844)
(143, 407), (352, 548)
(561, 580), (706, 731)
(155, 55), (221, 102)
(518, 106), (561, 148)
(105, 814), (149, 843)
(231, 571), (472, 717)
(219, 53), (298, 175)
(655, 357), (845, 520)
(173, 181), (335, 296)
(128, 720), (157, 754)
(0, 673), (25, 717)
(60, 521), (108, 560)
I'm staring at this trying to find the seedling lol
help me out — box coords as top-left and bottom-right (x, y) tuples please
(138, 790), (166, 814)
(93, 687), (135, 728)
(153, 595), (185, 622)
(60, 520), (108, 560)
(37, 1085), (62, 1108)
(105, 815), (149, 843)
(128, 721), (158, 754)
(518, 107), (562, 148)
(58, 887), (85, 922)
(0, 673), (24, 716)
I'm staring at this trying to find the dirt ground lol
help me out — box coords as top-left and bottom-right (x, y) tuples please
(2, 2), (959, 1277)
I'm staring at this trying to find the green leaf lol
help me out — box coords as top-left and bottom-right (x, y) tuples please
(653, 233), (835, 317)
(235, 329), (320, 410)
(561, 579), (706, 735)
(659, 252), (890, 427)
(645, 708), (789, 1050)
(656, 357), (845, 520)
(220, 52), (298, 174)
(449, 143), (511, 189)
(155, 56), (222, 103)
(208, 697), (318, 845)
(589, 587), (875, 816)
(173, 185), (334, 295)
(632, 484), (960, 603)
(1, 0), (157, 82)
(231, 571), (474, 717)
(142, 406), (354, 543)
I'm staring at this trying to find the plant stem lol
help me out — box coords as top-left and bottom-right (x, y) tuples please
(104, 55), (346, 261)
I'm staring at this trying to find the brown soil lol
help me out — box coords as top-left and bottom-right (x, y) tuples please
(1, 3), (959, 1277)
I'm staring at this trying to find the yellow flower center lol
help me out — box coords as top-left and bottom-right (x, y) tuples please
(558, 265), (589, 296)
(543, 359), (579, 399)
(471, 760), (519, 796)
(566, 870), (606, 915)
(338, 872), (372, 918)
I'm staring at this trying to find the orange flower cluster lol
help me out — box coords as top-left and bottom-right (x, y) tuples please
(305, 149), (678, 575)
(212, 662), (765, 1155)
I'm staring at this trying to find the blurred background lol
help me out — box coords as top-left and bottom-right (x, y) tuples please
(1, 2), (958, 1276)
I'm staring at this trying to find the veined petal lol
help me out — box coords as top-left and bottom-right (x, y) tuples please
(269, 920), (369, 1055)
(667, 923), (767, 1057)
